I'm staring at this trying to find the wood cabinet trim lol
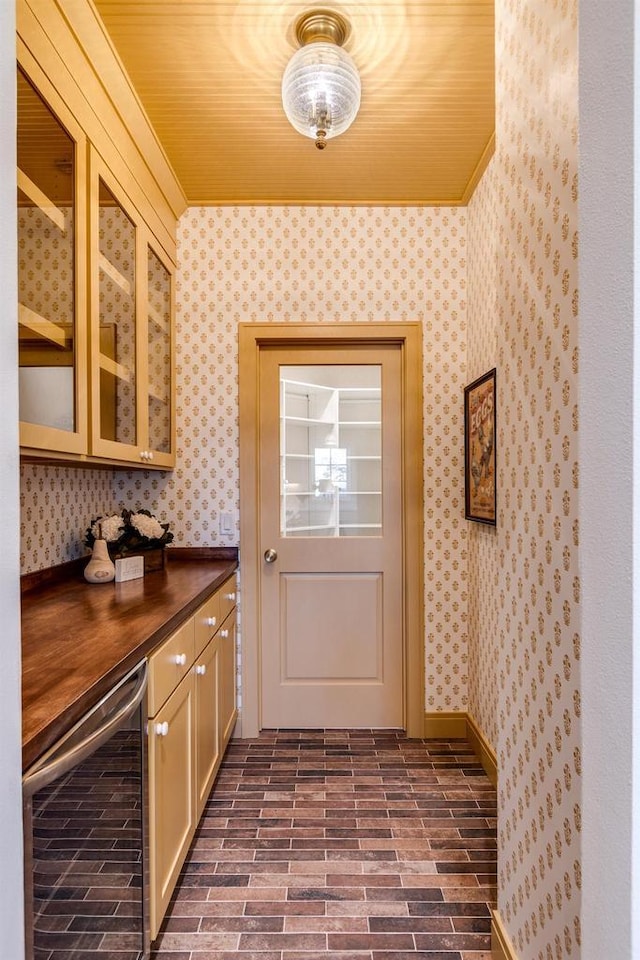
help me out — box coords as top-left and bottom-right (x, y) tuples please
(18, 8), (178, 469)
(18, 0), (186, 236)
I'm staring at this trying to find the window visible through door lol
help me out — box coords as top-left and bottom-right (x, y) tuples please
(280, 364), (382, 538)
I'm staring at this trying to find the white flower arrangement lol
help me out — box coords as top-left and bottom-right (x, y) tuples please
(130, 512), (165, 540)
(89, 514), (125, 543)
(85, 508), (173, 555)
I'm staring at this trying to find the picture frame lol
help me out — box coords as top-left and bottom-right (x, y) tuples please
(464, 368), (496, 525)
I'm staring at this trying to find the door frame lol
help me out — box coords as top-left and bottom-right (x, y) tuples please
(238, 322), (425, 738)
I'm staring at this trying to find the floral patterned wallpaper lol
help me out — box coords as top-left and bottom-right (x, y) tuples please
(21, 205), (470, 716)
(467, 0), (580, 957)
(19, 2), (582, 954)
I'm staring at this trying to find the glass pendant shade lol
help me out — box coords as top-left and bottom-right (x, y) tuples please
(282, 41), (361, 149)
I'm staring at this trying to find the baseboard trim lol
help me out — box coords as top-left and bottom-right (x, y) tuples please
(491, 909), (519, 960)
(423, 711), (498, 787)
(423, 710), (468, 739)
(466, 712), (498, 787)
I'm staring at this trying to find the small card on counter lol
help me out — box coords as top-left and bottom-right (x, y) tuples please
(115, 556), (145, 582)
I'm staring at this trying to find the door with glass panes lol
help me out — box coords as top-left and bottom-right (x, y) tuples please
(259, 344), (403, 728)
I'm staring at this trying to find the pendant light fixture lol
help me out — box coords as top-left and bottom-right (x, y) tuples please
(282, 9), (361, 150)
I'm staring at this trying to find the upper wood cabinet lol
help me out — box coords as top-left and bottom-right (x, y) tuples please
(89, 154), (175, 468)
(16, 1), (183, 470)
(17, 65), (88, 456)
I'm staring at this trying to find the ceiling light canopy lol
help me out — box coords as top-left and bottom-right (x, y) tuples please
(282, 9), (361, 150)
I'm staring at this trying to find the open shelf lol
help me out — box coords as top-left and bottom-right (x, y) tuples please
(280, 374), (382, 537)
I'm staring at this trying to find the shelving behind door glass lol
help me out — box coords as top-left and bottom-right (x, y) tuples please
(17, 66), (87, 454)
(280, 366), (382, 538)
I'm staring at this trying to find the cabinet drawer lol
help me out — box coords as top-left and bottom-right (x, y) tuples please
(219, 574), (237, 624)
(148, 618), (195, 716)
(194, 591), (221, 656)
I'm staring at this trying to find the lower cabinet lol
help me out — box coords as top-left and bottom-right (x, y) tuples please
(219, 610), (237, 749)
(148, 673), (195, 936)
(148, 574), (237, 940)
(194, 632), (221, 818)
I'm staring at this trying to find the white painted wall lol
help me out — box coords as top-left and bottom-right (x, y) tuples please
(0, 1), (24, 957)
(580, 0), (638, 956)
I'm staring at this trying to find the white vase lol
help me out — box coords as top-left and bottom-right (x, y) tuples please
(84, 538), (116, 583)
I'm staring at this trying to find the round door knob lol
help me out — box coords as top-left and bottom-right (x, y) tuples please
(206, 616), (217, 627)
(225, 592), (236, 601)
(195, 664), (206, 676)
(154, 721), (169, 737)
(174, 652), (187, 666)
(220, 629), (229, 638)
(264, 548), (278, 564)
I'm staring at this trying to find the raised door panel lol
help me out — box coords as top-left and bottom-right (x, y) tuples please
(148, 674), (195, 939)
(194, 635), (221, 818)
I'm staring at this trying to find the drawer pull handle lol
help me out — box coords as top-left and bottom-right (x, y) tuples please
(174, 653), (187, 666)
(225, 592), (236, 601)
(195, 664), (207, 676)
(220, 629), (229, 638)
(154, 721), (169, 737)
(206, 616), (217, 627)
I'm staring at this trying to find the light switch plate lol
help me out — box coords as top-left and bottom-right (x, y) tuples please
(115, 556), (145, 582)
(220, 512), (234, 535)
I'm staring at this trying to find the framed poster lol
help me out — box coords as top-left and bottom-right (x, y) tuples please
(464, 368), (496, 525)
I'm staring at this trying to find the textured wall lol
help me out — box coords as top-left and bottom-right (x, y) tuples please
(17, 4), (584, 951)
(20, 206), (470, 716)
(467, 0), (580, 957)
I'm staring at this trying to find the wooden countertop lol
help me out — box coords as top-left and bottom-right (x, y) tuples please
(21, 550), (238, 771)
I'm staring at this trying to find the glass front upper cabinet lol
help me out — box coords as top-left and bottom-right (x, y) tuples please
(90, 153), (174, 468)
(17, 65), (87, 454)
(146, 245), (173, 459)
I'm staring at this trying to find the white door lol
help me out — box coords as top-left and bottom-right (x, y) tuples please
(258, 344), (404, 728)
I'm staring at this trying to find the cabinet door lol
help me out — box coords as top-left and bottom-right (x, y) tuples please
(194, 590), (221, 658)
(194, 636), (221, 819)
(218, 574), (237, 625)
(89, 157), (141, 463)
(147, 617), (195, 716)
(89, 152), (175, 468)
(219, 610), (237, 750)
(148, 674), (195, 940)
(17, 63), (87, 455)
(145, 244), (174, 467)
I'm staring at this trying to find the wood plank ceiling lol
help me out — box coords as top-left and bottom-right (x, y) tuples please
(93, 0), (495, 206)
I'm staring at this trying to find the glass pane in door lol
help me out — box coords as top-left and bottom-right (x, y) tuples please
(98, 178), (136, 444)
(17, 68), (76, 432)
(280, 365), (382, 537)
(147, 246), (172, 454)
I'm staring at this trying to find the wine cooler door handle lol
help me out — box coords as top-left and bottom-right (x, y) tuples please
(23, 660), (148, 797)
